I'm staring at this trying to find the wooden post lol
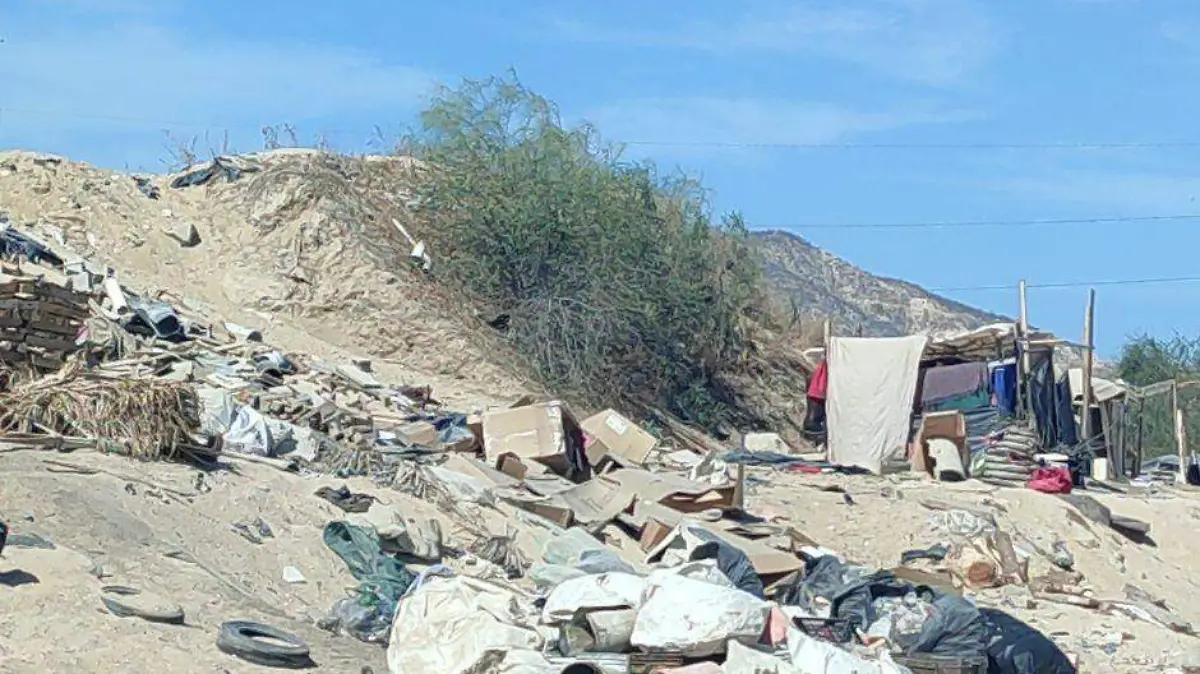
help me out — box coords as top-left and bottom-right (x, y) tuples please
(1080, 289), (1095, 452)
(1177, 407), (1188, 484)
(1017, 280), (1031, 420)
(823, 319), (832, 461)
(1134, 396), (1145, 478)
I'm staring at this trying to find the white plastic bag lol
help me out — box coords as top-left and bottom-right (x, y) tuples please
(542, 573), (646, 624)
(224, 405), (273, 456)
(631, 572), (770, 657)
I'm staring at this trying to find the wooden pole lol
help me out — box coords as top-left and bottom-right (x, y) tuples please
(1018, 280), (1031, 420)
(1177, 407), (1188, 484)
(1173, 379), (1185, 483)
(1080, 289), (1096, 462)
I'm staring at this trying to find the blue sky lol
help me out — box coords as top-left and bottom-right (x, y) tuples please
(2, 0), (1199, 357)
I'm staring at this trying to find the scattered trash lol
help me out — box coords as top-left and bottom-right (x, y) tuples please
(314, 485), (375, 513)
(282, 566), (306, 584)
(100, 585), (185, 625)
(216, 620), (314, 669)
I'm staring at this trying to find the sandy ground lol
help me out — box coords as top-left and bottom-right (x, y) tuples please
(750, 468), (1200, 673)
(0, 449), (396, 673)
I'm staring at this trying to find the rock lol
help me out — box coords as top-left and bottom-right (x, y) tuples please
(282, 566), (306, 584)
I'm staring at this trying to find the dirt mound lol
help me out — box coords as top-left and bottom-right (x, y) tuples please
(0, 150), (535, 411)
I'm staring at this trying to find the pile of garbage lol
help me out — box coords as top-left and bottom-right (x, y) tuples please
(0, 219), (1110, 674)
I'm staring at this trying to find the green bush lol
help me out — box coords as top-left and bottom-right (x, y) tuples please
(1117, 334), (1200, 458)
(405, 73), (764, 427)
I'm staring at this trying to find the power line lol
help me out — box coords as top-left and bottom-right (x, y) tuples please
(773, 214), (1200, 230)
(625, 139), (1200, 151)
(3, 106), (1200, 152)
(931, 275), (1200, 293)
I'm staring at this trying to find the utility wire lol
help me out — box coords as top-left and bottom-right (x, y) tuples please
(624, 139), (1200, 150)
(3, 106), (1200, 151)
(930, 275), (1200, 293)
(773, 214), (1200, 230)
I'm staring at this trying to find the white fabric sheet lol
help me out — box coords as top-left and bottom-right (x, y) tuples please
(827, 335), (927, 474)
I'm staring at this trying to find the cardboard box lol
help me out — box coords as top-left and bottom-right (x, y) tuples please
(911, 410), (968, 477)
(581, 409), (658, 466)
(483, 400), (585, 470)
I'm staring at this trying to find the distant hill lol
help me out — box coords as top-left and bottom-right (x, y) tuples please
(752, 229), (1006, 338)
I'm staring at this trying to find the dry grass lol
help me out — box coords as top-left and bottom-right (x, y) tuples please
(0, 363), (200, 460)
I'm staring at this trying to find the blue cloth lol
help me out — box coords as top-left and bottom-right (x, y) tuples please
(992, 364), (1018, 416)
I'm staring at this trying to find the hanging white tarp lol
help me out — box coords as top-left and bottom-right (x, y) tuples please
(827, 335), (927, 474)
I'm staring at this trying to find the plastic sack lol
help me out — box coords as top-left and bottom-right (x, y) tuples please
(196, 386), (236, 436)
(319, 595), (393, 643)
(544, 528), (634, 574)
(542, 572), (646, 623)
(979, 608), (1076, 674)
(386, 576), (543, 674)
(906, 593), (987, 657)
(787, 627), (914, 674)
(529, 563), (588, 593)
(631, 572), (770, 657)
(223, 405), (273, 456)
(424, 465), (497, 506)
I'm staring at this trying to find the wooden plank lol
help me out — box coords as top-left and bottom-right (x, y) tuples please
(1081, 288), (1095, 446)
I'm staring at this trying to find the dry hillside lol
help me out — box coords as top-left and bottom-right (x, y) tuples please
(754, 229), (1005, 338)
(0, 149), (537, 412)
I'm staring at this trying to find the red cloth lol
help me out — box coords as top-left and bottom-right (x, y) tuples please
(1027, 466), (1073, 494)
(808, 360), (828, 400)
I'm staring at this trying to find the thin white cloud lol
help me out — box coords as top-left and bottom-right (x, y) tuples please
(583, 97), (981, 158)
(0, 18), (434, 165)
(1161, 20), (1200, 48)
(990, 169), (1200, 212)
(553, 0), (1002, 87)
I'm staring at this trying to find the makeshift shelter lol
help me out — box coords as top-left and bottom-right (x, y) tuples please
(818, 322), (1087, 478)
(1068, 368), (1129, 479)
(825, 335), (926, 474)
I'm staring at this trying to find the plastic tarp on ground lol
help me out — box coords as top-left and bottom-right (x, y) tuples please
(386, 575), (545, 674)
(827, 335), (927, 474)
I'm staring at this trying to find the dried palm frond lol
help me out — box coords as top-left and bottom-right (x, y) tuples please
(0, 366), (200, 460)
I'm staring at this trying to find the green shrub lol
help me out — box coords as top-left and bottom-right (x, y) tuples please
(405, 73), (764, 427)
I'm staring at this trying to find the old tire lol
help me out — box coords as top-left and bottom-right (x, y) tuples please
(100, 585), (185, 624)
(217, 620), (314, 669)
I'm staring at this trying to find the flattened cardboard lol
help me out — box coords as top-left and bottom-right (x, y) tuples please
(604, 468), (734, 513)
(557, 478), (636, 527)
(581, 409), (658, 466)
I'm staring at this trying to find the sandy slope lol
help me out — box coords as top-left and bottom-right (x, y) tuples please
(0, 149), (533, 412)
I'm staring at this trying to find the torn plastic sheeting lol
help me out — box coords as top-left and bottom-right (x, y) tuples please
(196, 387), (237, 436)
(648, 523), (764, 598)
(542, 573), (646, 624)
(787, 626), (913, 674)
(529, 563), (589, 592)
(387, 575), (545, 674)
(724, 640), (799, 674)
(223, 405), (274, 456)
(631, 572), (770, 657)
(647, 560), (734, 589)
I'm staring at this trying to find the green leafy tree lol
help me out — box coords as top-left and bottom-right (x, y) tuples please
(404, 73), (766, 428)
(1117, 334), (1200, 458)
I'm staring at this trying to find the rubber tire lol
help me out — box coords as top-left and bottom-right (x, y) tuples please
(100, 585), (186, 625)
(217, 620), (314, 669)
